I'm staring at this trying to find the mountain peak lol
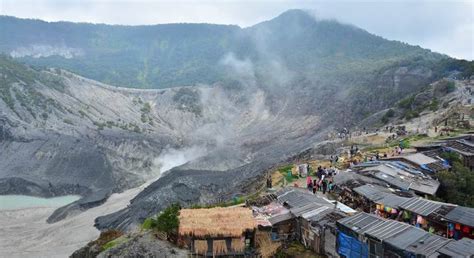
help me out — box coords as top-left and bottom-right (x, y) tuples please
(271, 9), (316, 24)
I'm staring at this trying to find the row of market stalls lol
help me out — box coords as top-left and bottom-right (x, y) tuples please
(175, 136), (474, 257)
(414, 134), (474, 171)
(333, 137), (474, 241)
(252, 187), (354, 257)
(177, 187), (355, 257)
(336, 212), (474, 258)
(176, 186), (474, 257)
(346, 134), (474, 197)
(356, 157), (442, 196)
(344, 184), (474, 240)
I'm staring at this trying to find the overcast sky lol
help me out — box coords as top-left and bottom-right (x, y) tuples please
(1, 0), (472, 60)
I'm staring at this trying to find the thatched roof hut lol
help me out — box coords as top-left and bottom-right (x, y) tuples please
(179, 207), (256, 238)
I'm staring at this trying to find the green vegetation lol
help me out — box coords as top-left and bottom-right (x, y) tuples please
(140, 102), (151, 113)
(381, 109), (395, 124)
(436, 153), (474, 207)
(141, 203), (181, 234)
(101, 240), (118, 251)
(446, 81), (456, 93)
(101, 237), (128, 252)
(78, 110), (87, 118)
(139, 102), (152, 123)
(433, 58), (474, 79)
(93, 121), (106, 130)
(398, 139), (410, 149)
(404, 110), (420, 120)
(89, 230), (124, 252)
(141, 217), (155, 230)
(132, 124), (141, 133)
(277, 164), (298, 183)
(106, 121), (115, 128)
(440, 152), (461, 164)
(3, 12), (464, 91)
(0, 55), (66, 114)
(397, 95), (415, 109)
(395, 93), (441, 121)
(429, 99), (439, 111)
(276, 241), (324, 258)
(172, 88), (202, 115)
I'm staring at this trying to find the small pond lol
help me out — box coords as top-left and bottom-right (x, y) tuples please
(0, 195), (81, 210)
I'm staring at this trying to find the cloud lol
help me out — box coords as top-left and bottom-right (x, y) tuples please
(1, 0), (472, 59)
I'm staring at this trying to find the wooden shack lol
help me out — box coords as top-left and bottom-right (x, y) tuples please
(178, 207), (257, 257)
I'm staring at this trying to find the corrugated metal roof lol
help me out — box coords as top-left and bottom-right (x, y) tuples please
(307, 209), (342, 223)
(333, 171), (385, 186)
(301, 205), (330, 219)
(408, 179), (440, 196)
(438, 238), (474, 257)
(353, 184), (410, 208)
(340, 212), (453, 257)
(380, 195), (411, 208)
(405, 234), (451, 256)
(374, 172), (411, 190)
(398, 198), (444, 216)
(276, 188), (332, 209)
(444, 206), (474, 227)
(403, 153), (437, 165)
(290, 202), (323, 217)
(370, 166), (439, 195)
(364, 220), (411, 240)
(354, 184), (387, 200)
(268, 212), (293, 225)
(384, 227), (427, 249)
(337, 212), (385, 234)
(447, 140), (474, 156)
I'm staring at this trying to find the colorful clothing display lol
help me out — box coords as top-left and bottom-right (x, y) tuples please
(416, 215), (425, 225)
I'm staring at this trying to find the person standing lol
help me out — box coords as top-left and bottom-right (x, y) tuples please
(322, 179), (328, 194)
(328, 179), (333, 193)
(306, 176), (313, 190)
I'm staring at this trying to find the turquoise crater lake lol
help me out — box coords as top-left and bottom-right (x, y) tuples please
(0, 195), (81, 210)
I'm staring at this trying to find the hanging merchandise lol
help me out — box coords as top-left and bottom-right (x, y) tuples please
(453, 230), (461, 240)
(391, 208), (398, 214)
(403, 210), (411, 220)
(429, 226), (435, 234)
(462, 225), (470, 234)
(448, 230), (454, 238)
(448, 223), (454, 231)
(455, 223), (461, 230)
(416, 215), (426, 225)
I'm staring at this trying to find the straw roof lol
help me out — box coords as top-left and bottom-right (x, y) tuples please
(179, 207), (256, 238)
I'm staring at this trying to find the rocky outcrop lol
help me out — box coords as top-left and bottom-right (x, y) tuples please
(70, 230), (188, 258)
(98, 231), (188, 258)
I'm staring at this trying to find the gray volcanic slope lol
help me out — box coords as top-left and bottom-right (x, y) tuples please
(1, 10), (467, 230)
(0, 56), (325, 224)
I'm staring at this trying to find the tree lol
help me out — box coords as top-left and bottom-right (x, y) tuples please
(381, 109), (395, 124)
(155, 203), (181, 234)
(436, 152), (474, 207)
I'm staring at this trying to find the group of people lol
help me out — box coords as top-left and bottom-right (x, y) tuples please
(306, 166), (336, 195)
(349, 145), (359, 158)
